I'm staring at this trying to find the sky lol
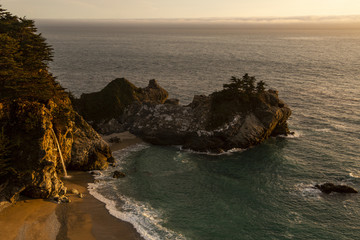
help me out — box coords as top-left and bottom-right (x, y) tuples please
(2, 0), (360, 20)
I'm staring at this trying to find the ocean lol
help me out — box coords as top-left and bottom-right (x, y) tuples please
(37, 21), (360, 240)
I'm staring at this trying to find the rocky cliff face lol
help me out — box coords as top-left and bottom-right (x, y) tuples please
(0, 96), (113, 210)
(0, 8), (114, 210)
(122, 89), (291, 153)
(73, 78), (168, 127)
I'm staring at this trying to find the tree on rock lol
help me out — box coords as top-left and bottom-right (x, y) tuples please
(208, 73), (268, 129)
(223, 73), (260, 95)
(256, 80), (266, 93)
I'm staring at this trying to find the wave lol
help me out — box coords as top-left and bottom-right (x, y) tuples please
(88, 183), (185, 240)
(281, 36), (324, 41)
(178, 145), (245, 156)
(349, 170), (360, 179)
(314, 128), (331, 133)
(88, 143), (186, 240)
(112, 143), (150, 170)
(276, 131), (302, 138)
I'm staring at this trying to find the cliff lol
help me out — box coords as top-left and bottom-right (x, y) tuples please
(0, 96), (113, 210)
(0, 8), (113, 210)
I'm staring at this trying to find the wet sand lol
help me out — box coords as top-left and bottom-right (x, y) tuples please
(101, 131), (144, 152)
(0, 132), (144, 240)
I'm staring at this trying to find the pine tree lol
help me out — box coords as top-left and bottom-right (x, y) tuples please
(256, 80), (266, 93)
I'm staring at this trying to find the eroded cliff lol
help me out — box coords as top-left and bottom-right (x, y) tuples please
(0, 95), (113, 210)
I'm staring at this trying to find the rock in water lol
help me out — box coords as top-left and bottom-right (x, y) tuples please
(123, 89), (291, 153)
(315, 183), (358, 194)
(73, 78), (168, 127)
(113, 171), (126, 179)
(80, 77), (292, 153)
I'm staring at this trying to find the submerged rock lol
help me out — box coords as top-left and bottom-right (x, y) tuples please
(113, 171), (126, 179)
(315, 183), (358, 194)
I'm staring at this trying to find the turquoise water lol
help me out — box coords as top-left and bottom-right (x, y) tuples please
(37, 21), (360, 239)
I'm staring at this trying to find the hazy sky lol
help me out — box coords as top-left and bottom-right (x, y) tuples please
(2, 0), (360, 19)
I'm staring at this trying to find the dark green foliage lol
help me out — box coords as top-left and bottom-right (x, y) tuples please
(0, 6), (64, 102)
(256, 80), (266, 93)
(207, 74), (267, 129)
(0, 127), (13, 180)
(223, 73), (261, 95)
(0, 7), (53, 72)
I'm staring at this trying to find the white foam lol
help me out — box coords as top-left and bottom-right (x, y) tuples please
(349, 171), (360, 178)
(179, 146), (245, 156)
(111, 143), (150, 170)
(294, 183), (322, 199)
(88, 183), (186, 240)
(88, 143), (186, 240)
(278, 131), (302, 138)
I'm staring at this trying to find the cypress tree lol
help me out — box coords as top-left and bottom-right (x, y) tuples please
(0, 6), (61, 102)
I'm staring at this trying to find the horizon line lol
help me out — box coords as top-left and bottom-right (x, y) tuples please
(34, 15), (360, 22)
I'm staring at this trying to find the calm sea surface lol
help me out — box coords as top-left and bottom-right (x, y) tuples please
(38, 21), (360, 240)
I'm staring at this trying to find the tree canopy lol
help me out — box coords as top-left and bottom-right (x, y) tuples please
(223, 73), (266, 95)
(207, 74), (268, 129)
(0, 6), (64, 101)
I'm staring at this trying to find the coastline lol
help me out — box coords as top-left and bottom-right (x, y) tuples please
(0, 132), (144, 240)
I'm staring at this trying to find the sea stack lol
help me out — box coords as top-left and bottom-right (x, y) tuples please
(83, 74), (292, 153)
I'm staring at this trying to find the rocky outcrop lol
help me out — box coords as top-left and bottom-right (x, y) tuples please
(315, 183), (358, 194)
(73, 78), (168, 126)
(0, 96), (113, 209)
(84, 77), (292, 153)
(121, 89), (291, 153)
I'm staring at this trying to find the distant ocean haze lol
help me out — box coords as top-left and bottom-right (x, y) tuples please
(37, 21), (360, 240)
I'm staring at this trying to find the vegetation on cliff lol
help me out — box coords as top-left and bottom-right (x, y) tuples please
(209, 74), (271, 129)
(0, 7), (66, 102)
(0, 7), (113, 208)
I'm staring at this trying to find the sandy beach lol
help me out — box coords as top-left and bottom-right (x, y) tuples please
(0, 132), (144, 240)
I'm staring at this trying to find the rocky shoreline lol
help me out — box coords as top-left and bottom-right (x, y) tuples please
(0, 73), (292, 211)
